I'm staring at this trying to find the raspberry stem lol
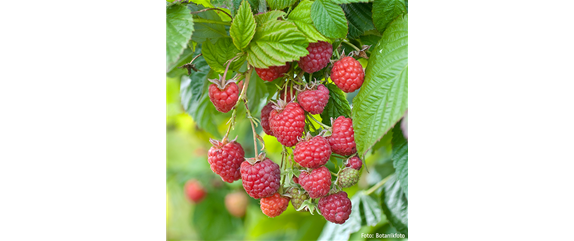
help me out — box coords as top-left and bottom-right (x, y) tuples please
(364, 174), (393, 195)
(307, 114), (330, 129)
(342, 39), (361, 52)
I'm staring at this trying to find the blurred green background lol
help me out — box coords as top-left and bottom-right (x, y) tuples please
(167, 69), (407, 240)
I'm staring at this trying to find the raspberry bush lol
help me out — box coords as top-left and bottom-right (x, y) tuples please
(167, 0), (408, 239)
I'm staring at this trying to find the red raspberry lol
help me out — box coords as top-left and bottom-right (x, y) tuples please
(279, 86), (295, 103)
(330, 57), (365, 93)
(337, 167), (359, 188)
(260, 193), (290, 218)
(225, 191), (248, 217)
(293, 176), (299, 184)
(269, 102), (305, 147)
(184, 179), (206, 203)
(298, 41), (333, 73)
(294, 135), (331, 168)
(299, 166), (332, 199)
(346, 156), (362, 170)
(207, 139), (245, 183)
(328, 116), (357, 156)
(318, 191), (352, 224)
(288, 188), (308, 211)
(297, 84), (330, 114)
(261, 102), (274, 136)
(255, 63), (291, 81)
(208, 82), (239, 113)
(240, 158), (281, 199)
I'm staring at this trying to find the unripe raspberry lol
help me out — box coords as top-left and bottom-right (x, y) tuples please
(208, 139), (245, 183)
(255, 63), (291, 81)
(225, 191), (248, 217)
(298, 41), (333, 73)
(297, 84), (330, 114)
(346, 156), (362, 170)
(279, 86), (295, 103)
(260, 193), (290, 218)
(288, 188), (308, 211)
(240, 158), (281, 199)
(269, 102), (306, 147)
(330, 57), (365, 93)
(328, 116), (357, 156)
(261, 102), (274, 136)
(208, 82), (239, 113)
(337, 168), (359, 188)
(318, 191), (352, 224)
(299, 166), (332, 199)
(294, 135), (331, 168)
(184, 179), (206, 203)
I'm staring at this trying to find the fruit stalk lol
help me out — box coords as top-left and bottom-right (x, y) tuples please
(364, 174), (393, 195)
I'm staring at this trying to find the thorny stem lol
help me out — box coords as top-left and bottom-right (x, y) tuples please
(190, 8), (233, 20)
(342, 39), (361, 52)
(193, 18), (231, 26)
(364, 174), (393, 195)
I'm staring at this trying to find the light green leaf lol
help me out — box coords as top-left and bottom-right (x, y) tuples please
(287, 0), (329, 43)
(372, 0), (406, 34)
(320, 83), (351, 125)
(166, 4), (194, 70)
(230, 0), (256, 50)
(311, 0), (348, 39)
(202, 37), (246, 73)
(352, 14), (407, 157)
(381, 175), (408, 236)
(188, 5), (227, 44)
(245, 19), (309, 68)
(331, 0), (368, 4)
(255, 10), (286, 25)
(392, 120), (408, 199)
(342, 2), (375, 39)
(266, 0), (298, 10)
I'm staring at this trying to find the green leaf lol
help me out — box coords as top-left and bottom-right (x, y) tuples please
(246, 70), (270, 115)
(372, 0), (406, 34)
(231, 0), (259, 16)
(287, 0), (329, 43)
(192, 192), (236, 240)
(254, 10), (286, 25)
(381, 175), (408, 236)
(202, 37), (245, 73)
(392, 121), (408, 199)
(230, 0), (256, 50)
(267, 0), (298, 10)
(341, 2), (375, 39)
(245, 19), (309, 68)
(166, 45), (194, 77)
(352, 14), (407, 157)
(166, 4), (194, 70)
(320, 83), (351, 125)
(311, 0), (348, 39)
(330, 0), (368, 4)
(188, 4), (227, 44)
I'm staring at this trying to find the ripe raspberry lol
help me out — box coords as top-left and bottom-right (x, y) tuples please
(330, 57), (365, 93)
(328, 116), (357, 156)
(260, 193), (290, 218)
(294, 135), (331, 168)
(240, 158), (281, 199)
(293, 176), (299, 184)
(299, 166), (332, 199)
(337, 168), (359, 188)
(225, 191), (248, 217)
(261, 102), (274, 136)
(318, 191), (352, 224)
(297, 84), (330, 114)
(208, 82), (239, 113)
(208, 139), (245, 183)
(184, 179), (206, 203)
(269, 102), (305, 147)
(288, 188), (308, 211)
(298, 41), (333, 73)
(255, 63), (291, 81)
(346, 156), (362, 170)
(279, 86), (295, 103)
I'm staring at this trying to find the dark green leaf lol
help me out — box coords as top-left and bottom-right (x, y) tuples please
(392, 120), (408, 199)
(188, 4), (227, 44)
(287, 0), (329, 43)
(311, 0), (348, 39)
(230, 0), (256, 50)
(320, 83), (351, 126)
(381, 175), (408, 236)
(246, 70), (270, 116)
(331, 0), (368, 3)
(341, 2), (375, 39)
(202, 37), (245, 73)
(167, 4), (194, 70)
(267, 0), (298, 10)
(372, 0), (406, 34)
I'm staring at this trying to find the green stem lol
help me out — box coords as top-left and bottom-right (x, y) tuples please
(307, 114), (330, 129)
(193, 18), (231, 26)
(364, 174), (392, 195)
(342, 39), (361, 52)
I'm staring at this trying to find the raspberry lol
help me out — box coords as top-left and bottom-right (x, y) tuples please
(255, 63), (291, 81)
(260, 193), (290, 218)
(328, 116), (357, 156)
(330, 57), (365, 93)
(207, 139), (245, 183)
(288, 188), (308, 211)
(225, 191), (248, 217)
(261, 102), (274, 136)
(293, 176), (299, 184)
(279, 86), (295, 103)
(298, 41), (333, 73)
(299, 166), (332, 199)
(337, 168), (359, 188)
(294, 135), (331, 168)
(297, 84), (330, 114)
(240, 158), (281, 199)
(184, 179), (206, 203)
(346, 156), (362, 170)
(318, 191), (352, 224)
(269, 102), (305, 147)
(208, 82), (239, 113)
